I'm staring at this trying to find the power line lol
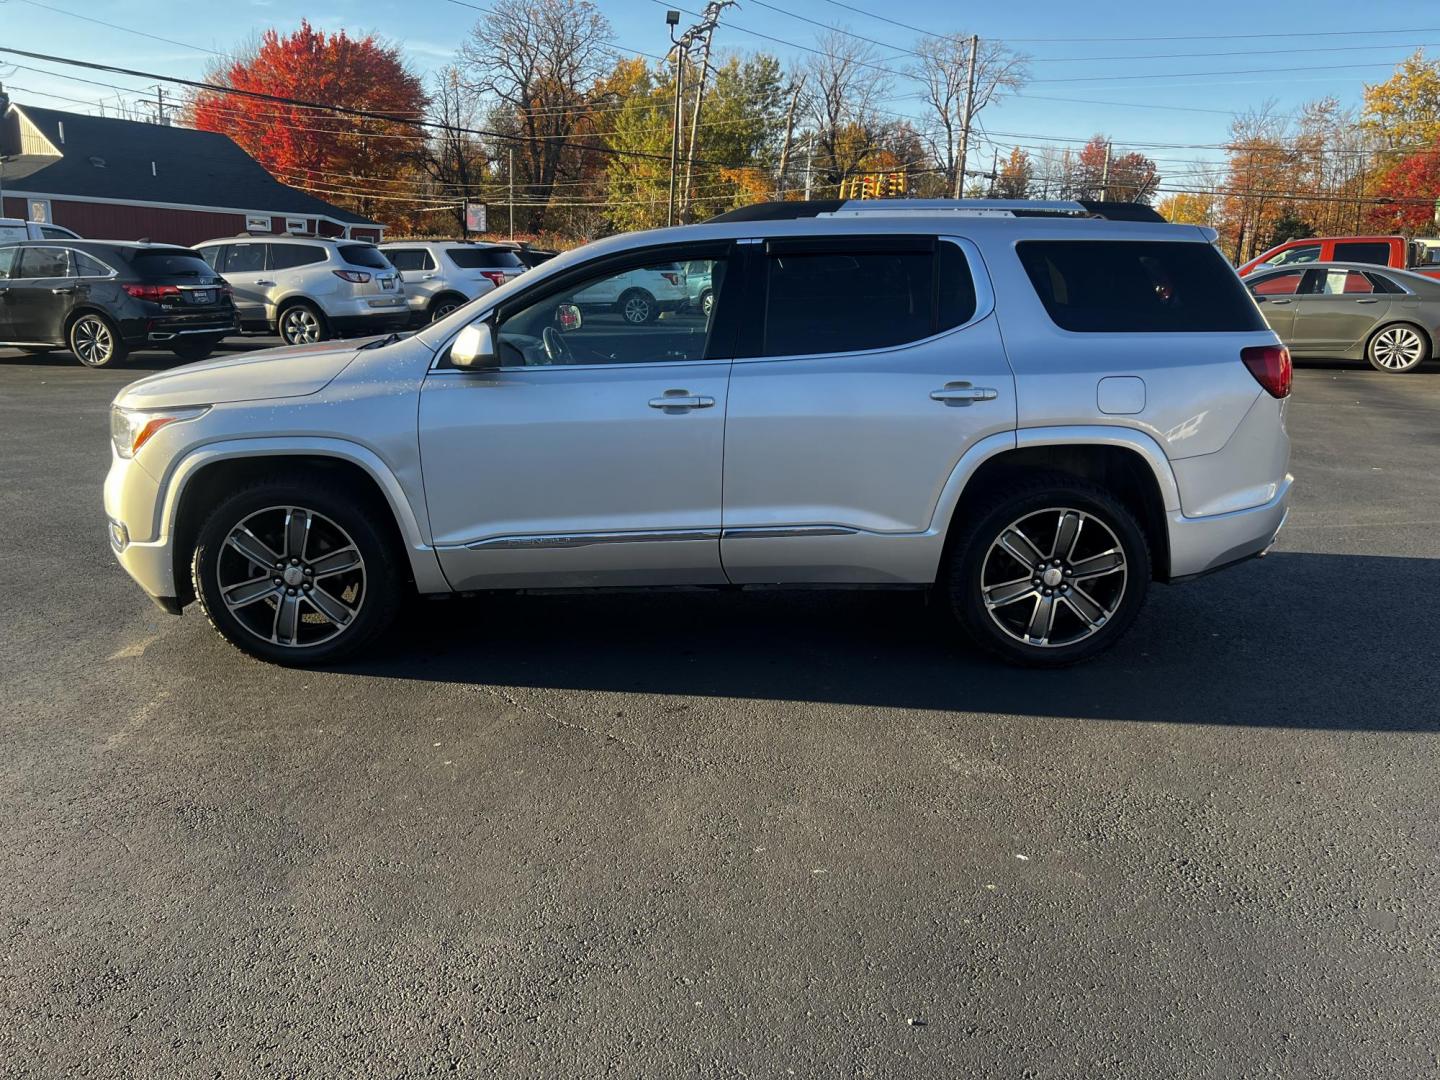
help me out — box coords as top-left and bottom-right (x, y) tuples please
(10, 0), (226, 57)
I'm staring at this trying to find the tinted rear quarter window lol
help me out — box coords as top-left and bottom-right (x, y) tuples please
(129, 249), (215, 278)
(339, 244), (392, 270)
(1018, 240), (1266, 333)
(270, 243), (328, 270)
(1332, 241), (1392, 266)
(447, 247), (524, 269)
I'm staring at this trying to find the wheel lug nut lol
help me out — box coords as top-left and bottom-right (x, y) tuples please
(287, 588), (296, 595)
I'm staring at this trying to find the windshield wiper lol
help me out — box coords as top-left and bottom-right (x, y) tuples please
(358, 332), (408, 350)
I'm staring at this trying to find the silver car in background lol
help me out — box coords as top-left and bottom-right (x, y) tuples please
(1245, 261), (1440, 373)
(104, 199), (1292, 669)
(194, 236), (408, 346)
(379, 241), (527, 324)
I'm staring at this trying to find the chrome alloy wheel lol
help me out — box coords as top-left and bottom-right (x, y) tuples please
(622, 294), (652, 324)
(217, 506), (365, 648)
(280, 306), (323, 344)
(72, 316), (115, 366)
(979, 507), (1128, 648)
(1370, 326), (1425, 371)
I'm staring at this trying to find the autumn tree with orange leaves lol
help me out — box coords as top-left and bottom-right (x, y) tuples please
(189, 21), (429, 222)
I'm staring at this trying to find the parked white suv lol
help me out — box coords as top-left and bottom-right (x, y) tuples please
(193, 236), (407, 345)
(0, 217), (82, 242)
(380, 241), (527, 324)
(105, 199), (1292, 667)
(573, 262), (688, 324)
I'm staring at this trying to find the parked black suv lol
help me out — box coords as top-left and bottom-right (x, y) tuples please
(0, 240), (237, 368)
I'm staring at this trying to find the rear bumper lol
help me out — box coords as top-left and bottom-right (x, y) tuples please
(1166, 474), (1292, 580)
(120, 313), (238, 344)
(330, 312), (410, 335)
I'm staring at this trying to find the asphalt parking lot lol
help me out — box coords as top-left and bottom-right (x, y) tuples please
(1, 343), (1437, 1078)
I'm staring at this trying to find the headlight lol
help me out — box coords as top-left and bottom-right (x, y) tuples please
(110, 405), (209, 458)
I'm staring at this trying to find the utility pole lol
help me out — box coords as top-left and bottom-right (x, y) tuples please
(681, 2), (734, 221)
(804, 137), (813, 200)
(776, 77), (805, 198)
(1100, 140), (1112, 201)
(142, 84), (173, 126)
(508, 146), (515, 240)
(953, 34), (979, 199)
(988, 149), (999, 197)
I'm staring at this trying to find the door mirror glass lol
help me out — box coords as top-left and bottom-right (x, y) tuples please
(555, 303), (582, 332)
(450, 321), (498, 369)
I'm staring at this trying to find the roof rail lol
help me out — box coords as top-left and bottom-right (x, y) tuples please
(706, 199), (1165, 224)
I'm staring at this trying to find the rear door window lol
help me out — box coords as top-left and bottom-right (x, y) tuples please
(0, 246), (16, 279)
(447, 247), (525, 269)
(758, 238), (973, 357)
(1332, 241), (1392, 266)
(386, 248), (435, 272)
(199, 246), (223, 270)
(222, 244), (267, 274)
(16, 247), (70, 278)
(74, 252), (112, 277)
(1018, 240), (1267, 333)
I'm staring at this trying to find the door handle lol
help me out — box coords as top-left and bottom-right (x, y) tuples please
(930, 383), (998, 405)
(50, 286), (77, 295)
(255, 279), (276, 286)
(1356, 298), (1380, 304)
(648, 390), (716, 412)
(1265, 298), (1292, 305)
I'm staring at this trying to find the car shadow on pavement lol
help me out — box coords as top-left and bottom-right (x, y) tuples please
(346, 551), (1440, 732)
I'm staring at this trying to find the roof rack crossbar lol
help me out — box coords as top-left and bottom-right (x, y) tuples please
(705, 199), (1166, 225)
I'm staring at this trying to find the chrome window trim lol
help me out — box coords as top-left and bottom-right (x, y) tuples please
(733, 235), (995, 366)
(12, 244), (119, 281)
(448, 524), (866, 551)
(461, 528), (722, 551)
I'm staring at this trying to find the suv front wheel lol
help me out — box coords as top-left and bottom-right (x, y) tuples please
(191, 478), (403, 665)
(945, 475), (1150, 667)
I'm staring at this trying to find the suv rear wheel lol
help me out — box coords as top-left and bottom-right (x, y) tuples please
(618, 288), (657, 325)
(278, 302), (329, 346)
(191, 478), (403, 665)
(69, 313), (128, 368)
(945, 475), (1150, 667)
(171, 335), (226, 363)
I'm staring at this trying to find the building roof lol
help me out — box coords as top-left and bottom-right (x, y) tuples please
(1, 103), (380, 227)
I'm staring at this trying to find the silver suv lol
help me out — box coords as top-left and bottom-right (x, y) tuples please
(193, 236), (407, 345)
(379, 241), (526, 324)
(105, 199), (1292, 668)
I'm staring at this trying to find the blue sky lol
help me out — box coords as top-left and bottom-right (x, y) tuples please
(4, 0), (1439, 184)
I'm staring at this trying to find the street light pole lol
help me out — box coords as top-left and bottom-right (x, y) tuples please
(666, 10), (684, 228)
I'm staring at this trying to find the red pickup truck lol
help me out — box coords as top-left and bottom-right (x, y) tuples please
(1238, 235), (1440, 278)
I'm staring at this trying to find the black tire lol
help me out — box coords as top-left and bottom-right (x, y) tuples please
(944, 473), (1150, 667)
(428, 293), (467, 322)
(170, 335), (225, 363)
(1365, 322), (1429, 374)
(68, 312), (129, 368)
(277, 301), (329, 346)
(190, 477), (404, 666)
(618, 288), (657, 325)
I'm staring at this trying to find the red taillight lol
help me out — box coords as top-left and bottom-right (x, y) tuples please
(479, 270), (507, 288)
(122, 283), (181, 302)
(661, 271), (681, 286)
(332, 269), (372, 283)
(1242, 344), (1292, 399)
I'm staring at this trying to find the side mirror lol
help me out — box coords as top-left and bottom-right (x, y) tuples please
(555, 303), (582, 332)
(450, 321), (498, 370)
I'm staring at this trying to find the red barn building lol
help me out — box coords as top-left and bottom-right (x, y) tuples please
(0, 99), (384, 245)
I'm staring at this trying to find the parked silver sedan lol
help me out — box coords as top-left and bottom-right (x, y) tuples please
(1245, 261), (1440, 373)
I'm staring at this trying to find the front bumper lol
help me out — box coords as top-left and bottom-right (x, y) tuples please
(105, 451), (181, 607)
(1167, 474), (1292, 581)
